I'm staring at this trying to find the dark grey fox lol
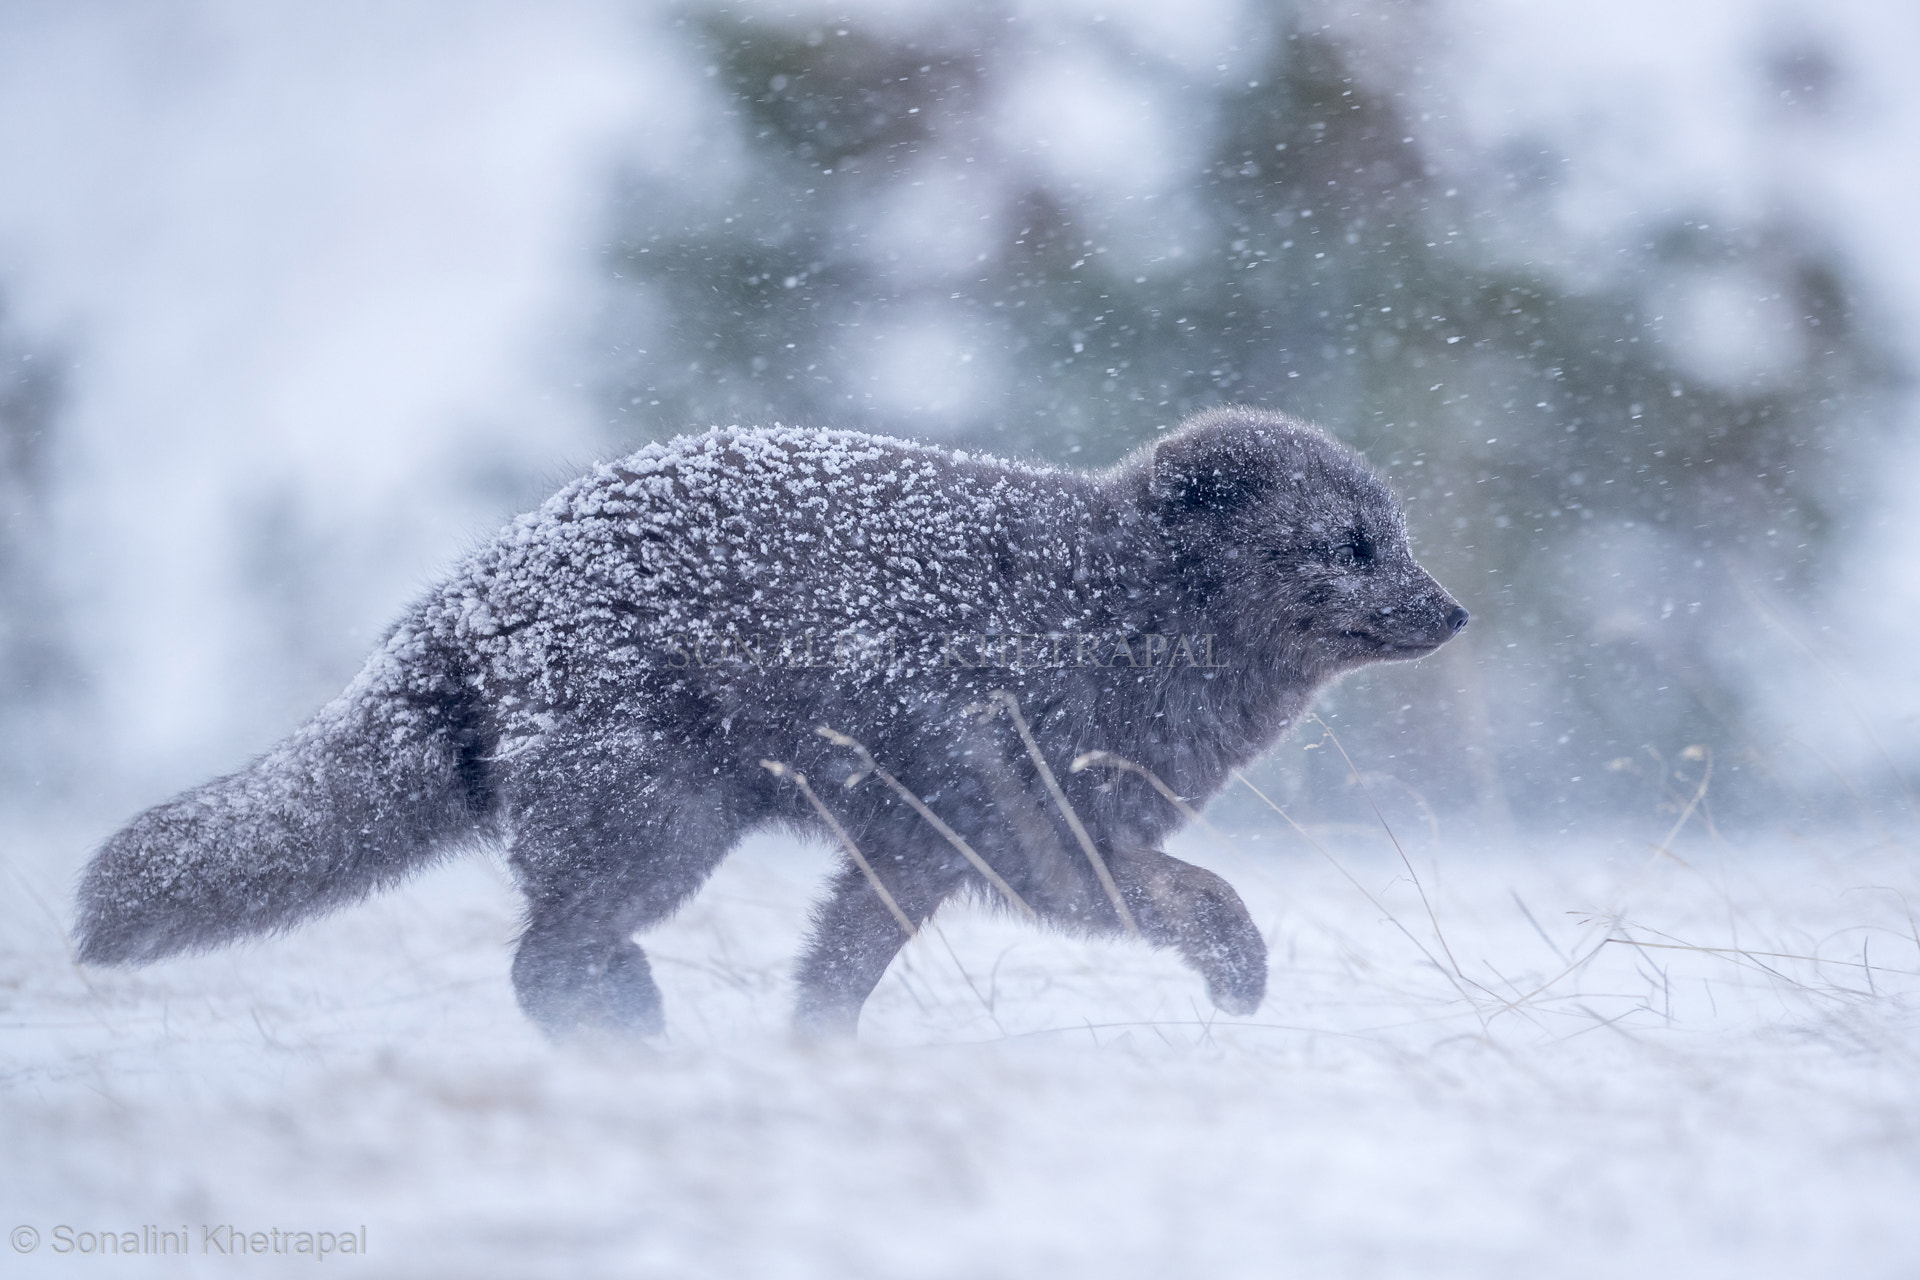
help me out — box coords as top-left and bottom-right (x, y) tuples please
(75, 406), (1466, 1038)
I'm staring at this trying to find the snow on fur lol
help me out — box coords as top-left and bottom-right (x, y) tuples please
(74, 408), (1466, 1039)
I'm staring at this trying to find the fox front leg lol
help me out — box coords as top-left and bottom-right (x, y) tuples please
(1105, 847), (1268, 1015)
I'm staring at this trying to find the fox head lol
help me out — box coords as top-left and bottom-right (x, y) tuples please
(1143, 406), (1467, 672)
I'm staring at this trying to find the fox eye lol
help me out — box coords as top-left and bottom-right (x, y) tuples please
(1330, 537), (1373, 569)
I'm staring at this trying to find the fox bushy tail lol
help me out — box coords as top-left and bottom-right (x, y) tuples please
(74, 634), (495, 965)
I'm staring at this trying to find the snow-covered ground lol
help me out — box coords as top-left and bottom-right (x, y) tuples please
(6, 813), (1919, 1278)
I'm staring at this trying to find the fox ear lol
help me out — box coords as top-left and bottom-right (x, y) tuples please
(1151, 411), (1290, 517)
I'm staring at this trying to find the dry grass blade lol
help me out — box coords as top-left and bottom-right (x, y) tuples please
(1651, 746), (1712, 860)
(1472, 917), (1897, 1022)
(759, 758), (916, 938)
(1306, 713), (1466, 983)
(1843, 885), (1920, 966)
(1070, 749), (1219, 836)
(1232, 768), (1488, 1016)
(1482, 936), (1625, 1021)
(1614, 930), (1920, 982)
(815, 725), (1039, 922)
(987, 690), (1139, 938)
(1071, 749), (1266, 874)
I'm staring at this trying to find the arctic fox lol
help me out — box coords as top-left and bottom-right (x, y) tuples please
(75, 406), (1466, 1038)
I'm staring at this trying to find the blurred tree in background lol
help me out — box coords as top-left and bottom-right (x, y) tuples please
(0, 2), (1900, 836)
(0, 297), (73, 797)
(593, 2), (1898, 830)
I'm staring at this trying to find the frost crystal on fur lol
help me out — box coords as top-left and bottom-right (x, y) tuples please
(75, 406), (1466, 1038)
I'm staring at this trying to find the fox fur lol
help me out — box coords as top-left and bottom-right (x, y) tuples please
(74, 406), (1467, 1038)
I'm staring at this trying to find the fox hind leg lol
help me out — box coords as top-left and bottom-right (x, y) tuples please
(507, 773), (739, 1040)
(511, 899), (676, 1039)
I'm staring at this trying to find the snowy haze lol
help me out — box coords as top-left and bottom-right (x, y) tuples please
(8, 824), (1920, 1276)
(1422, 0), (1920, 772)
(5, 1), (1920, 1276)
(0, 0), (650, 787)
(4, 0), (1920, 800)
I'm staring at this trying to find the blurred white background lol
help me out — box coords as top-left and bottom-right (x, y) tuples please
(2, 0), (1918, 822)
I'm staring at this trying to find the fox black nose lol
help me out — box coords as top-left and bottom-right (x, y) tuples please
(1445, 606), (1470, 634)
